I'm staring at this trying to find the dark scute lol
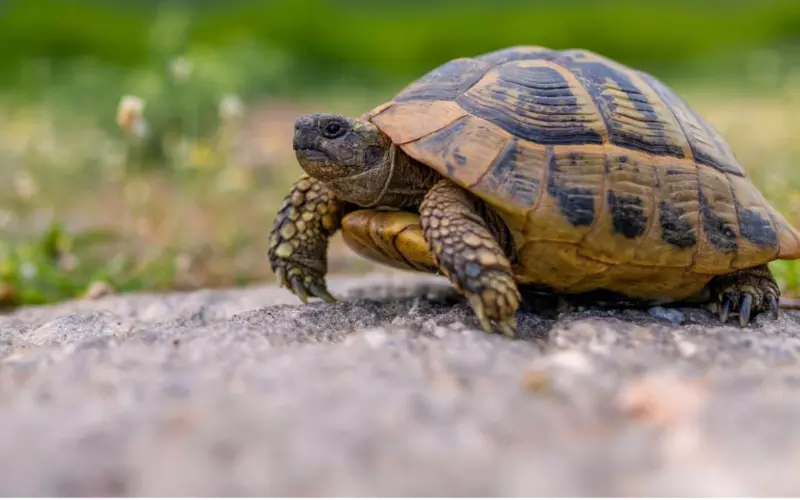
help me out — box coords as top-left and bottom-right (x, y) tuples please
(491, 140), (518, 179)
(499, 64), (570, 90)
(413, 118), (469, 176)
(694, 150), (743, 176)
(636, 71), (744, 176)
(555, 55), (685, 158)
(607, 190), (648, 239)
(659, 201), (697, 249)
(452, 148), (467, 165)
(394, 58), (490, 102)
(456, 64), (604, 146)
(736, 201), (778, 248)
(475, 47), (556, 66)
(487, 140), (539, 207)
(547, 151), (594, 227)
(699, 190), (738, 253)
(568, 151), (580, 165)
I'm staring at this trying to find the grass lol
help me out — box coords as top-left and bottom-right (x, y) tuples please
(3, 0), (799, 90)
(0, 49), (798, 306)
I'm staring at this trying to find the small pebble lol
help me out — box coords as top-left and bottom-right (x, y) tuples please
(618, 374), (709, 427)
(648, 306), (685, 325)
(362, 329), (389, 348)
(676, 338), (698, 358)
(521, 370), (549, 393)
(84, 281), (116, 300)
(549, 350), (593, 374)
(432, 326), (448, 339)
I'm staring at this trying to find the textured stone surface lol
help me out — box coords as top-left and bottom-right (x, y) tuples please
(1, 271), (800, 496)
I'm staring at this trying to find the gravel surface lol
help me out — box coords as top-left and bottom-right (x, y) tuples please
(1, 272), (800, 496)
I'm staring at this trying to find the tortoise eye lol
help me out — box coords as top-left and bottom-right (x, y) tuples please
(322, 121), (346, 138)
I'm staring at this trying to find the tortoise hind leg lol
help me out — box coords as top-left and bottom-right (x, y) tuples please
(708, 264), (780, 327)
(420, 179), (521, 337)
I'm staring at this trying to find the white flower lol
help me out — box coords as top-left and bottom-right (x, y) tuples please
(219, 93), (244, 122)
(20, 262), (37, 279)
(169, 57), (193, 83)
(13, 171), (37, 199)
(117, 95), (148, 138)
(84, 281), (116, 300)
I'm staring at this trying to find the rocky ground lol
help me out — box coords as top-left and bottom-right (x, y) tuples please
(1, 272), (800, 496)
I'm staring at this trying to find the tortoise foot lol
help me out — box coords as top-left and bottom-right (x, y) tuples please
(273, 261), (336, 304)
(709, 264), (780, 327)
(463, 269), (521, 337)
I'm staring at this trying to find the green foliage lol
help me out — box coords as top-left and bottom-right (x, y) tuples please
(103, 7), (264, 172)
(0, 223), (177, 306)
(191, 0), (800, 85)
(772, 260), (800, 297)
(0, 0), (799, 94)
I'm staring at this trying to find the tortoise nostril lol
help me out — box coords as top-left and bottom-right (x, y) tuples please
(292, 120), (305, 149)
(294, 116), (312, 133)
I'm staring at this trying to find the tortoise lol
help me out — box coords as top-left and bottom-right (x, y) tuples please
(268, 45), (800, 336)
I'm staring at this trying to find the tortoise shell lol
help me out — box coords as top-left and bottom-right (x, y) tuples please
(358, 46), (800, 301)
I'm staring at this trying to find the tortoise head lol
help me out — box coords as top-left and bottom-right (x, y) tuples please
(293, 113), (394, 206)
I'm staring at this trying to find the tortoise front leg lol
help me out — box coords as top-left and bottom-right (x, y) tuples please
(268, 175), (345, 302)
(420, 179), (521, 337)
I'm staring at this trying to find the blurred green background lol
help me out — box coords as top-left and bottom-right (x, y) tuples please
(0, 0), (798, 305)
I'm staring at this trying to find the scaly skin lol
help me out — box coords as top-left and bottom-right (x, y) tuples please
(709, 264), (780, 327)
(268, 175), (345, 303)
(420, 179), (521, 336)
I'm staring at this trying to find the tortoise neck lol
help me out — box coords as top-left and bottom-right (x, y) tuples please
(376, 146), (441, 209)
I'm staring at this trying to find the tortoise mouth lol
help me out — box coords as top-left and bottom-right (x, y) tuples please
(295, 148), (330, 163)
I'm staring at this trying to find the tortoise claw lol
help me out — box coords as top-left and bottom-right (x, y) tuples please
(497, 317), (517, 338)
(469, 295), (493, 333)
(767, 293), (779, 320)
(720, 294), (733, 323)
(276, 267), (288, 288)
(290, 275), (309, 304)
(272, 259), (335, 305)
(309, 283), (337, 303)
(467, 293), (518, 337)
(739, 293), (753, 328)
